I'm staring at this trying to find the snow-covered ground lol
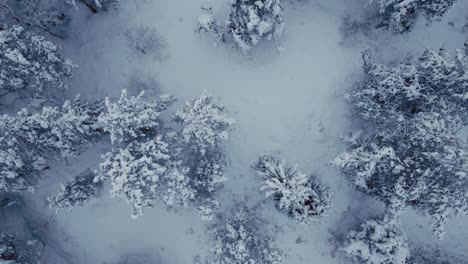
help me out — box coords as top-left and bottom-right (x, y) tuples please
(18, 0), (468, 263)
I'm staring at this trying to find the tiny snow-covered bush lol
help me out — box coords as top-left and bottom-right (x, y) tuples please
(47, 169), (104, 211)
(124, 25), (167, 59)
(197, 5), (224, 45)
(174, 90), (234, 155)
(0, 25), (76, 105)
(368, 0), (456, 32)
(340, 214), (410, 264)
(0, 232), (42, 264)
(254, 155), (332, 224)
(209, 205), (285, 264)
(198, 0), (285, 53)
(99, 89), (175, 145)
(96, 136), (193, 218)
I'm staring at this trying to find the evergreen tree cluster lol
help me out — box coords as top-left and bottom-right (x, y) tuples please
(334, 47), (468, 239)
(43, 90), (234, 219)
(334, 46), (468, 263)
(369, 0), (456, 32)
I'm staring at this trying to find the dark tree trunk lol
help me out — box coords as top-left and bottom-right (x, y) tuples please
(81, 0), (98, 13)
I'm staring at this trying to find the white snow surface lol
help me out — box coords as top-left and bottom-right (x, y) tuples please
(21, 0), (468, 263)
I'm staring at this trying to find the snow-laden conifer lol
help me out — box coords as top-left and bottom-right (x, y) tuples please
(0, 25), (75, 105)
(254, 155), (332, 224)
(340, 213), (410, 264)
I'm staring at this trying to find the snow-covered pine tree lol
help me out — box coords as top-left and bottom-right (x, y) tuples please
(0, 98), (103, 192)
(192, 151), (227, 196)
(174, 91), (234, 155)
(0, 0), (71, 38)
(197, 0), (285, 52)
(254, 155), (332, 224)
(335, 48), (468, 238)
(369, 0), (456, 32)
(95, 135), (193, 219)
(0, 136), (27, 192)
(47, 169), (104, 211)
(226, 0), (285, 53)
(0, 232), (42, 264)
(209, 205), (285, 264)
(186, 150), (227, 220)
(340, 213), (410, 264)
(99, 89), (175, 145)
(173, 91), (234, 219)
(0, 25), (76, 106)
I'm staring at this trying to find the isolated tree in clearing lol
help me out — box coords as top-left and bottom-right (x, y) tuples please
(254, 155), (332, 224)
(198, 0), (285, 53)
(124, 25), (167, 60)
